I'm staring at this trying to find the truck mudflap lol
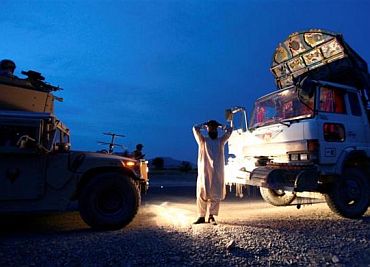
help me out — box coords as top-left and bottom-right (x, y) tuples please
(250, 166), (320, 192)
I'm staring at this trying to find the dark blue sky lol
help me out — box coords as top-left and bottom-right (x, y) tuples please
(1, 0), (370, 162)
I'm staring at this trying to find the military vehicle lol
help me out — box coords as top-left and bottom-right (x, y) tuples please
(225, 29), (370, 218)
(0, 66), (148, 230)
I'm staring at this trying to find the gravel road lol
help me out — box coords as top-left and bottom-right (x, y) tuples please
(0, 174), (369, 266)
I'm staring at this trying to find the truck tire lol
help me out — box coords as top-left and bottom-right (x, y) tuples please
(260, 187), (296, 206)
(325, 168), (369, 219)
(79, 172), (140, 230)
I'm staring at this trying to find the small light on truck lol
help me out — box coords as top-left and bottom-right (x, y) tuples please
(290, 154), (299, 161)
(122, 161), (136, 167)
(126, 161), (135, 167)
(140, 160), (149, 181)
(300, 153), (308, 161)
(307, 139), (319, 152)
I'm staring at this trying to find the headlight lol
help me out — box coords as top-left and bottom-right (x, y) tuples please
(300, 153), (308, 161)
(122, 161), (136, 167)
(290, 154), (299, 161)
(289, 153), (309, 161)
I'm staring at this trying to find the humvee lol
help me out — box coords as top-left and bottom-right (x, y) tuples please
(0, 68), (148, 230)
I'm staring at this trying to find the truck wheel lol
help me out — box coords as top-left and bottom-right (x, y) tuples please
(260, 187), (296, 206)
(79, 173), (140, 230)
(325, 168), (369, 219)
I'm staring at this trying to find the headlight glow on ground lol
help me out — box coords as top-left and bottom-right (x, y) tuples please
(150, 202), (192, 228)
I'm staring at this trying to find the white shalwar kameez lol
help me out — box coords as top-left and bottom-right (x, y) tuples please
(193, 124), (232, 217)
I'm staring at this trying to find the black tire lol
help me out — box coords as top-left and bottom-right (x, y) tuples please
(260, 187), (296, 206)
(325, 168), (369, 219)
(79, 173), (140, 230)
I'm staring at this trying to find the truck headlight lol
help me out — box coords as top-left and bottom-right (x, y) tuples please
(126, 161), (136, 167)
(122, 161), (136, 167)
(290, 154), (299, 161)
(289, 153), (309, 161)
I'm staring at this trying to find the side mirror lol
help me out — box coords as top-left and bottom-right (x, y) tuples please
(61, 143), (71, 152)
(225, 109), (233, 122)
(296, 77), (316, 100)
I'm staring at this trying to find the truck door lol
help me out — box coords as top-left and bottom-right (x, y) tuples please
(317, 86), (366, 165)
(0, 120), (46, 200)
(345, 90), (369, 145)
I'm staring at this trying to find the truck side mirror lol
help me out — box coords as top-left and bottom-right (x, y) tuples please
(296, 78), (316, 113)
(297, 77), (316, 100)
(225, 109), (233, 122)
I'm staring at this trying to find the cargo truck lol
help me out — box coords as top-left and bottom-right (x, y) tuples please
(225, 29), (370, 218)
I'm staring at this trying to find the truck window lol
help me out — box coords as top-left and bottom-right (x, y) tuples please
(53, 128), (70, 145)
(54, 129), (62, 144)
(250, 87), (314, 129)
(0, 125), (38, 148)
(62, 131), (70, 144)
(319, 87), (346, 114)
(348, 92), (362, 116)
(323, 123), (345, 142)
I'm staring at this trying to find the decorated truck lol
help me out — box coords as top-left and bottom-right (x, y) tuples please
(0, 67), (148, 230)
(225, 29), (370, 218)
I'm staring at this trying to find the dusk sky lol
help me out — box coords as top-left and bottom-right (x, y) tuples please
(1, 0), (370, 163)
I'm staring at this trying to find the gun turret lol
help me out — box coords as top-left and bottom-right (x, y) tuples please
(21, 70), (61, 92)
(0, 62), (62, 113)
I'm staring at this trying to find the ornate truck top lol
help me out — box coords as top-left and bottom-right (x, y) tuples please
(0, 68), (62, 114)
(271, 29), (370, 91)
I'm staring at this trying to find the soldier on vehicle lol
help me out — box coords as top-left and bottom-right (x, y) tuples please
(0, 59), (17, 78)
(133, 143), (145, 160)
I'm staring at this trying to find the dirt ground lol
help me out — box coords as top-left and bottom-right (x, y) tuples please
(0, 172), (369, 266)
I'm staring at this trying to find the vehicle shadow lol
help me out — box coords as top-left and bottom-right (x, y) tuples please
(0, 212), (94, 236)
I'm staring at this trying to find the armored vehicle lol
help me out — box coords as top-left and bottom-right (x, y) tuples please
(0, 68), (148, 230)
(225, 29), (370, 218)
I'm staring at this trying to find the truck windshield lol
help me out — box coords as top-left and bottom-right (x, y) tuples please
(250, 87), (314, 129)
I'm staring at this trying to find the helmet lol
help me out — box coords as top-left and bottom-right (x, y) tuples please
(0, 59), (16, 72)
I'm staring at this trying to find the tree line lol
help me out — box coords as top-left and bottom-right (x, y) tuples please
(151, 157), (193, 172)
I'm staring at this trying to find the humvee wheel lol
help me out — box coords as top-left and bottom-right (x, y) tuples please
(325, 168), (369, 219)
(260, 187), (296, 206)
(79, 173), (140, 230)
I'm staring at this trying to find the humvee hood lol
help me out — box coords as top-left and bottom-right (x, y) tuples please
(69, 151), (137, 172)
(72, 151), (134, 161)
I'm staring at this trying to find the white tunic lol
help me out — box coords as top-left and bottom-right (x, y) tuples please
(193, 125), (232, 201)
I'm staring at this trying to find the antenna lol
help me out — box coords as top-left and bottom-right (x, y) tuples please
(98, 132), (126, 154)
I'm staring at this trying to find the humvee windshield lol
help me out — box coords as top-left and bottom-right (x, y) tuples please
(250, 87), (314, 129)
